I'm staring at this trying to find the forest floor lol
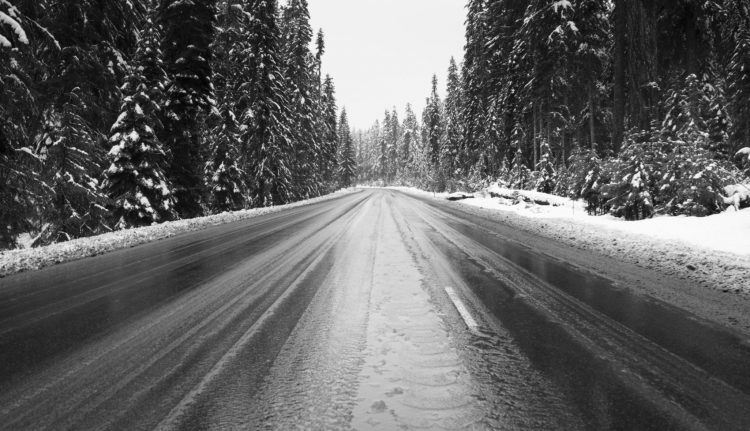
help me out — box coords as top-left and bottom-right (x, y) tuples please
(393, 184), (750, 321)
(0, 189), (357, 278)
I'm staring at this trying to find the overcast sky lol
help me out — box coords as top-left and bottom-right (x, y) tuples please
(308, 0), (467, 130)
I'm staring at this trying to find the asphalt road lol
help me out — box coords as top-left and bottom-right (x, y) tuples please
(1, 188), (749, 430)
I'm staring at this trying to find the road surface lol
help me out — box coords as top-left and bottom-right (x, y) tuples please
(1, 188), (749, 430)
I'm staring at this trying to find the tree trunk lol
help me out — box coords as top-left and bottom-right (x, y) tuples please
(612, 0), (626, 154)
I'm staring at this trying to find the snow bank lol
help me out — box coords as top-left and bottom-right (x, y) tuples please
(393, 185), (750, 295)
(0, 189), (357, 277)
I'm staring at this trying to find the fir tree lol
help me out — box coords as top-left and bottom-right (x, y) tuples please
(728, 15), (750, 157)
(338, 109), (356, 187)
(536, 138), (556, 193)
(280, 0), (320, 199)
(159, 0), (216, 218)
(443, 57), (463, 180)
(401, 104), (420, 182)
(508, 147), (530, 190)
(240, 0), (294, 206)
(423, 75), (444, 172)
(0, 0), (42, 248)
(103, 60), (176, 229)
(602, 132), (660, 220)
(40, 89), (109, 242)
(320, 75), (338, 189)
(205, 105), (245, 212)
(387, 108), (400, 182)
(657, 134), (734, 216)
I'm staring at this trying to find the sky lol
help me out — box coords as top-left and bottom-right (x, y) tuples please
(307, 0), (467, 130)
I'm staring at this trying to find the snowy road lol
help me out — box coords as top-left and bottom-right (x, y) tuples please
(1, 189), (749, 430)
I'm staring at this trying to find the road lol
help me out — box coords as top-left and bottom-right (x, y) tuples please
(1, 188), (749, 430)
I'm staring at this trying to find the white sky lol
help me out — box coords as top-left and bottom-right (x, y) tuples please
(308, 0), (467, 129)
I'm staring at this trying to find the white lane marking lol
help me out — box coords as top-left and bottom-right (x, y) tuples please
(444, 287), (480, 333)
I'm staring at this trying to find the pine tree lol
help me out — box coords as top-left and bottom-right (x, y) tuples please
(508, 147), (530, 190)
(338, 109), (356, 187)
(401, 104), (420, 182)
(423, 75), (444, 171)
(240, 0), (294, 206)
(601, 132), (660, 220)
(657, 134), (733, 216)
(0, 0), (43, 248)
(443, 57), (463, 180)
(662, 73), (730, 158)
(387, 108), (400, 182)
(536, 138), (556, 193)
(159, 0), (216, 218)
(205, 105), (245, 212)
(728, 14), (750, 157)
(205, 0), (248, 212)
(40, 89), (109, 242)
(103, 60), (176, 229)
(280, 0), (320, 199)
(566, 147), (603, 212)
(462, 0), (490, 170)
(320, 74), (338, 190)
(379, 110), (391, 182)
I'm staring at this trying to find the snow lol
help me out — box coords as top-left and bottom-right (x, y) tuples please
(0, 9), (28, 45)
(0, 189), (358, 277)
(393, 185), (750, 295)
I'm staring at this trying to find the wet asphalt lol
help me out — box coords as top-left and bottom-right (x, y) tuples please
(1, 188), (749, 430)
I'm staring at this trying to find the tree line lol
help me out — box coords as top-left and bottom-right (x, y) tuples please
(0, 0), (357, 249)
(357, 0), (750, 220)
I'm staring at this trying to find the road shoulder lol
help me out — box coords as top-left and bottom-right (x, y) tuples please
(396, 188), (750, 336)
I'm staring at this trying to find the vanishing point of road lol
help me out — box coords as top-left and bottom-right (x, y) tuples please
(1, 189), (749, 430)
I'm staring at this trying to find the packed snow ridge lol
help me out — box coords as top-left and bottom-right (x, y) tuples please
(0, 189), (357, 277)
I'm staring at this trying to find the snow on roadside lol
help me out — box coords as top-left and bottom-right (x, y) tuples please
(392, 185), (750, 295)
(0, 189), (358, 278)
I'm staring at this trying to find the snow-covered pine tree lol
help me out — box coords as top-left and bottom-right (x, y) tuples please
(205, 105), (245, 212)
(566, 147), (604, 214)
(443, 57), (463, 181)
(601, 133), (659, 220)
(571, 0), (610, 152)
(0, 0), (43, 248)
(387, 108), (400, 183)
(204, 0), (247, 213)
(240, 0), (294, 207)
(320, 74), (338, 190)
(728, 14), (750, 159)
(662, 73), (731, 159)
(280, 0), (321, 199)
(379, 110), (391, 182)
(136, 16), (169, 138)
(461, 0), (490, 171)
(508, 147), (530, 190)
(40, 89), (109, 242)
(657, 133), (735, 216)
(338, 109), (356, 187)
(423, 75), (444, 177)
(401, 104), (420, 182)
(535, 138), (556, 193)
(103, 55), (176, 229)
(159, 0), (216, 218)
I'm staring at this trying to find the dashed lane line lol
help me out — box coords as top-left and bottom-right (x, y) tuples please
(444, 286), (480, 334)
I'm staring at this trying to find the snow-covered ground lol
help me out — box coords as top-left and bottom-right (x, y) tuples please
(395, 184), (750, 295)
(0, 189), (358, 278)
